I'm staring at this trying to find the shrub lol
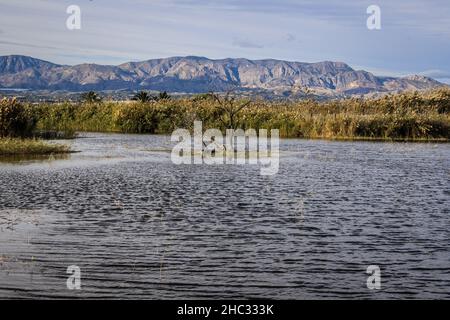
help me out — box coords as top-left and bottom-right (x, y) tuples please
(0, 98), (36, 137)
(81, 91), (102, 103)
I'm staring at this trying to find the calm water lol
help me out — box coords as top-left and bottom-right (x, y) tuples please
(0, 133), (449, 299)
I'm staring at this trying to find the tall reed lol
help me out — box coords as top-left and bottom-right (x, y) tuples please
(16, 88), (450, 141)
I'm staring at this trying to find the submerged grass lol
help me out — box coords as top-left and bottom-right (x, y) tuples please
(6, 88), (450, 141)
(0, 138), (70, 156)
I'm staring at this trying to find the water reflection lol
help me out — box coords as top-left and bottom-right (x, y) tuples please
(0, 153), (71, 164)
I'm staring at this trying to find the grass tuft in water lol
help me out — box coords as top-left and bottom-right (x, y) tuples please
(0, 138), (71, 156)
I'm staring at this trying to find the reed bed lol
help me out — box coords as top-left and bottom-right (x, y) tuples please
(5, 88), (450, 141)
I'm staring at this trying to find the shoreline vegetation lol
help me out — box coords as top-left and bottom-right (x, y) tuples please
(0, 97), (71, 156)
(35, 89), (449, 141)
(0, 138), (70, 156)
(1, 88), (449, 156)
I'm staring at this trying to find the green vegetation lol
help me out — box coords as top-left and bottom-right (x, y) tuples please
(157, 91), (171, 100)
(0, 138), (70, 155)
(0, 97), (36, 138)
(81, 91), (103, 103)
(132, 90), (172, 103)
(4, 89), (450, 141)
(133, 91), (154, 103)
(0, 98), (70, 155)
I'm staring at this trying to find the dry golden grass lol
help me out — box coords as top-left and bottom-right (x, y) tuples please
(6, 88), (450, 141)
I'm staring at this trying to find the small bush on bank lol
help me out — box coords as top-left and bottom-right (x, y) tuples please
(0, 98), (36, 138)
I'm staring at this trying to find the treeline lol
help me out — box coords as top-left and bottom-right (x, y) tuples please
(1, 89), (450, 141)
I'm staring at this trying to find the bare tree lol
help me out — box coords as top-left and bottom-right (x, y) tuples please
(209, 91), (251, 129)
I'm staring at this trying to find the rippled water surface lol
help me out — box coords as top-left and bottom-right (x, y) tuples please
(0, 133), (449, 299)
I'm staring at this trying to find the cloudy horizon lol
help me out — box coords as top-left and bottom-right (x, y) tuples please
(1, 0), (449, 83)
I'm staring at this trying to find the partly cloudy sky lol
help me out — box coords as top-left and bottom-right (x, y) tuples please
(0, 0), (449, 82)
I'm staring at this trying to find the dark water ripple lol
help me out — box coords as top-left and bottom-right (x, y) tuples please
(0, 133), (449, 299)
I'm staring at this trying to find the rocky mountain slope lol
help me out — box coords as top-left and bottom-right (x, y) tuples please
(0, 55), (445, 96)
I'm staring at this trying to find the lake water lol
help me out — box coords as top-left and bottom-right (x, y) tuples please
(0, 133), (449, 299)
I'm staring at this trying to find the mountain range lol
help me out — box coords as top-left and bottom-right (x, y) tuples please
(0, 55), (445, 97)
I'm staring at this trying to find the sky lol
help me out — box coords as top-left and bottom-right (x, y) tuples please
(0, 0), (449, 83)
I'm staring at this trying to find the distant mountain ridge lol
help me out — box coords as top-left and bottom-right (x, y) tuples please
(0, 55), (445, 96)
